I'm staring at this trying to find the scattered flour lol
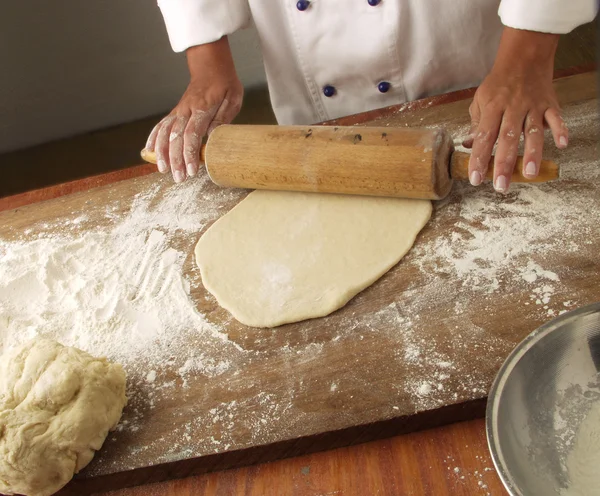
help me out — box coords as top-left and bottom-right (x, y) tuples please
(521, 261), (560, 283)
(0, 177), (243, 394)
(415, 184), (579, 292)
(0, 96), (596, 474)
(416, 382), (433, 396)
(0, 176), (315, 472)
(443, 452), (495, 495)
(411, 100), (599, 322)
(178, 355), (231, 387)
(358, 98), (599, 415)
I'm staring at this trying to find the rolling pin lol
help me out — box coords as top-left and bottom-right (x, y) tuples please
(140, 125), (558, 200)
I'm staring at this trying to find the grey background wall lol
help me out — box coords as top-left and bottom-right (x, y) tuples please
(0, 1), (267, 154)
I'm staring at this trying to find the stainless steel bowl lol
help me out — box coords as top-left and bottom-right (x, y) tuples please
(486, 302), (600, 496)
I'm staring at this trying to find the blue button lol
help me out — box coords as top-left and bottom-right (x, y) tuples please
(378, 81), (391, 93)
(296, 0), (310, 11)
(323, 85), (336, 97)
(368, 0), (381, 5)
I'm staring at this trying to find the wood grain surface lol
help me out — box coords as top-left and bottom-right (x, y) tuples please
(204, 125), (456, 200)
(0, 70), (597, 496)
(100, 418), (507, 496)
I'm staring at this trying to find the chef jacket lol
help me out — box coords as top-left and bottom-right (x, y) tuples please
(158, 0), (598, 125)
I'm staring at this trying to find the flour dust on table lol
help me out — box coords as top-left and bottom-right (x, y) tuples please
(0, 95), (597, 476)
(195, 190), (432, 327)
(0, 178), (249, 463)
(0, 179), (242, 369)
(409, 99), (600, 315)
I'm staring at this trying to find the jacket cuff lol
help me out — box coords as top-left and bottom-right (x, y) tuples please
(499, 0), (598, 34)
(158, 0), (251, 52)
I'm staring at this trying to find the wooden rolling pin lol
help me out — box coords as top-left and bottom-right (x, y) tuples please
(140, 125), (558, 200)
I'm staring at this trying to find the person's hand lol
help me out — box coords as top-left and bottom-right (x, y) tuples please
(146, 37), (243, 183)
(463, 28), (567, 193)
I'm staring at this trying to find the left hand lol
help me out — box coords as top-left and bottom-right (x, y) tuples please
(463, 27), (568, 193)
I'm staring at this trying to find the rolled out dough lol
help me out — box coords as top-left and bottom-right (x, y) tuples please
(195, 191), (431, 328)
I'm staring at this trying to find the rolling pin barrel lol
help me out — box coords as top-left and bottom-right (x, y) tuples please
(205, 125), (455, 200)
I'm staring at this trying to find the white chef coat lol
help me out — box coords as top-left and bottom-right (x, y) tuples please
(158, 0), (597, 125)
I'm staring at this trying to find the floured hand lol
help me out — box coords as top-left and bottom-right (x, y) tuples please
(145, 37), (243, 183)
(463, 27), (567, 193)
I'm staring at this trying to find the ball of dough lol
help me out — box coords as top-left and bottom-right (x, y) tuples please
(0, 338), (127, 496)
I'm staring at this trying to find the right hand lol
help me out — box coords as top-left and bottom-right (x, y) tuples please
(145, 37), (243, 183)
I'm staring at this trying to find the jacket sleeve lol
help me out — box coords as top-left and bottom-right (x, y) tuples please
(499, 0), (598, 33)
(158, 0), (251, 52)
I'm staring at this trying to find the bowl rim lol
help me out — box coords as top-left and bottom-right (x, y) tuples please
(485, 301), (600, 496)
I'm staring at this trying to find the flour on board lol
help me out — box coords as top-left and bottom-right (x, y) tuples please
(412, 100), (599, 319)
(0, 178), (244, 394)
(0, 97), (597, 471)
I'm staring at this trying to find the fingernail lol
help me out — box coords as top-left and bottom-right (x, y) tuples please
(186, 163), (197, 177)
(494, 175), (508, 193)
(524, 161), (537, 177)
(173, 170), (185, 183)
(470, 171), (482, 186)
(559, 136), (568, 148)
(157, 159), (167, 173)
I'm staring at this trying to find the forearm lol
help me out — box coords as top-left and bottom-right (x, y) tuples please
(186, 36), (236, 83)
(492, 27), (559, 75)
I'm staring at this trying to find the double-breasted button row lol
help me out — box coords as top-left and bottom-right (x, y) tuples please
(297, 0), (382, 11)
(322, 82), (391, 97)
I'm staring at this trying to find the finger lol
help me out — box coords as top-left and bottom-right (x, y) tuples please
(462, 101), (481, 149)
(184, 109), (213, 177)
(468, 107), (502, 186)
(206, 93), (243, 136)
(169, 116), (188, 183)
(492, 112), (525, 193)
(145, 121), (161, 152)
(544, 107), (568, 149)
(155, 116), (176, 174)
(523, 113), (544, 179)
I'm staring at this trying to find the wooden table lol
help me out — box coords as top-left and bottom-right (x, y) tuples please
(102, 418), (505, 496)
(0, 172), (509, 496)
(0, 177), (508, 496)
(1, 65), (596, 496)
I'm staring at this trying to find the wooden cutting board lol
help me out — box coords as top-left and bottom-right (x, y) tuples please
(0, 71), (597, 495)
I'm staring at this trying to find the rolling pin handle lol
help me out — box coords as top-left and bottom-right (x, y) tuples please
(448, 150), (455, 179)
(140, 145), (207, 166)
(450, 151), (559, 183)
(140, 148), (157, 164)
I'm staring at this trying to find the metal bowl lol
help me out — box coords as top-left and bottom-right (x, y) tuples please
(486, 302), (600, 496)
